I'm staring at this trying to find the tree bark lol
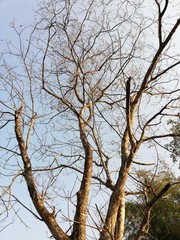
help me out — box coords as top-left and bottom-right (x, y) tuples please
(115, 198), (126, 240)
(99, 166), (129, 240)
(15, 106), (70, 240)
(71, 114), (93, 240)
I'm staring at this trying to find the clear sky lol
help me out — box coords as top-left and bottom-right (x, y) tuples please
(0, 0), (179, 239)
(0, 0), (37, 38)
(0, 2), (50, 240)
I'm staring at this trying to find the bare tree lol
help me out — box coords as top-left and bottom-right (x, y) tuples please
(0, 0), (180, 239)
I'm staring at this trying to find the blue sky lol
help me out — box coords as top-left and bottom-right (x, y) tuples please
(0, 2), (50, 240)
(0, 0), (37, 39)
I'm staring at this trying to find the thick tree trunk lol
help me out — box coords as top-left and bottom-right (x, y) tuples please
(99, 123), (139, 240)
(15, 106), (70, 240)
(71, 116), (93, 240)
(115, 198), (126, 240)
(99, 165), (129, 240)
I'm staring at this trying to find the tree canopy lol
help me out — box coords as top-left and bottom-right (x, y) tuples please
(165, 115), (180, 164)
(0, 0), (180, 239)
(125, 172), (180, 240)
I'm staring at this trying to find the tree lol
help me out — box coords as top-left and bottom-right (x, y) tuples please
(125, 172), (180, 240)
(0, 0), (180, 239)
(149, 185), (180, 240)
(165, 115), (180, 164)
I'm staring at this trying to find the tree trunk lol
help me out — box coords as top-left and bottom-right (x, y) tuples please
(99, 165), (129, 240)
(71, 116), (93, 240)
(115, 198), (126, 240)
(15, 106), (70, 240)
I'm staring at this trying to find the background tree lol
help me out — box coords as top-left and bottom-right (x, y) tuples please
(0, 0), (180, 239)
(165, 115), (180, 164)
(125, 171), (180, 240)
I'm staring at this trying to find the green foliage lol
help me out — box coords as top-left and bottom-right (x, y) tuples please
(149, 189), (180, 240)
(166, 115), (180, 163)
(125, 202), (142, 239)
(125, 175), (180, 240)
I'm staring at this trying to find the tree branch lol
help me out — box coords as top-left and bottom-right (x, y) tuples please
(14, 104), (70, 240)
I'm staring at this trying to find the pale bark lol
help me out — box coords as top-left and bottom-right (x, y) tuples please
(114, 191), (126, 240)
(71, 109), (93, 240)
(15, 105), (70, 240)
(99, 128), (132, 240)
